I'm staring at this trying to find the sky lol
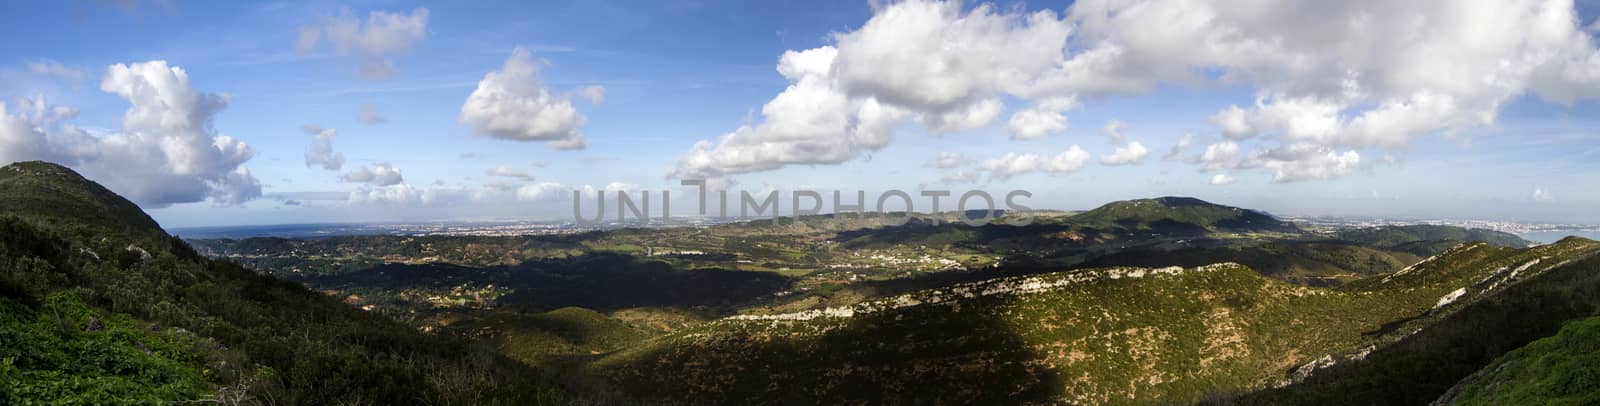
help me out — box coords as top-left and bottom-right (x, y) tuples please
(3, 0), (1600, 228)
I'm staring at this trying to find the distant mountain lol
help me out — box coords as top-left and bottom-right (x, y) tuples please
(1069, 197), (1300, 233)
(0, 161), (163, 238)
(1335, 224), (1531, 255)
(0, 161), (562, 404)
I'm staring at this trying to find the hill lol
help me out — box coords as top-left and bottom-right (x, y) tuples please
(1435, 315), (1600, 405)
(1335, 224), (1531, 255)
(590, 237), (1600, 404)
(0, 161), (565, 404)
(1230, 237), (1600, 404)
(1068, 197), (1300, 234)
(0, 161), (163, 239)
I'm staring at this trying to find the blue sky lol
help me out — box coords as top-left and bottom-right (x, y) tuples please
(3, 0), (1600, 227)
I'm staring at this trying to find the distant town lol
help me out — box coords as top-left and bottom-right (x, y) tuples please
(173, 212), (1600, 242)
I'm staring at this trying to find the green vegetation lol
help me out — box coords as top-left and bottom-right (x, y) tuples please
(17, 159), (1587, 403)
(0, 292), (211, 403)
(0, 162), (566, 404)
(1067, 196), (1299, 233)
(591, 237), (1600, 404)
(1335, 224), (1531, 255)
(1236, 237), (1600, 405)
(1442, 316), (1600, 405)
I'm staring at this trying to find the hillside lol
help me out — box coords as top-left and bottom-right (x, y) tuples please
(0, 161), (164, 239)
(1335, 224), (1531, 255)
(1232, 237), (1600, 404)
(1077, 241), (1422, 286)
(0, 162), (565, 404)
(1067, 197), (1300, 234)
(590, 237), (1600, 404)
(1436, 316), (1600, 405)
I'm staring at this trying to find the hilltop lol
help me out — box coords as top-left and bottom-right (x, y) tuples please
(0, 161), (163, 238)
(1067, 196), (1299, 233)
(0, 162), (564, 403)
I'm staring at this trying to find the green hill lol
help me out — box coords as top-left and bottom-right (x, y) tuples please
(1231, 237), (1600, 405)
(0, 161), (164, 239)
(0, 162), (565, 404)
(1335, 224), (1531, 255)
(1437, 316), (1600, 405)
(1068, 197), (1299, 233)
(1078, 241), (1421, 286)
(589, 237), (1600, 404)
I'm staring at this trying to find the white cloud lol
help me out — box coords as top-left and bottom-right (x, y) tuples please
(1240, 144), (1362, 183)
(1163, 133), (1193, 161)
(576, 85), (606, 104)
(349, 183), (423, 205)
(302, 124), (344, 171)
(921, 98), (1003, 133)
(358, 103), (386, 124)
(1100, 120), (1127, 144)
(924, 152), (964, 169)
(940, 169), (979, 184)
(1532, 188), (1556, 202)
(669, 0), (1600, 183)
(342, 163), (404, 186)
(1210, 173), (1236, 186)
(515, 182), (567, 201)
(1005, 97), (1075, 139)
(1196, 141), (1241, 171)
(26, 60), (85, 86)
(669, 2), (1070, 182)
(297, 8), (430, 80)
(978, 146), (1091, 180)
(486, 165), (531, 179)
(459, 47), (596, 150)
(0, 61), (261, 207)
(1100, 141), (1149, 166)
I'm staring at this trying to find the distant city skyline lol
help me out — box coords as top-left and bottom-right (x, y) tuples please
(4, 0), (1600, 228)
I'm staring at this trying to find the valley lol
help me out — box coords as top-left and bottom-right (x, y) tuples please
(4, 161), (1597, 404)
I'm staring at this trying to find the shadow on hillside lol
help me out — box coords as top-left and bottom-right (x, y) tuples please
(1225, 254), (1600, 405)
(299, 252), (793, 313)
(609, 293), (1064, 403)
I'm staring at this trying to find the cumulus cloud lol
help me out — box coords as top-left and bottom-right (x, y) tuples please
(1240, 144), (1363, 183)
(358, 103), (386, 124)
(669, 2), (1070, 182)
(978, 146), (1091, 180)
(459, 47), (597, 150)
(1210, 173), (1236, 186)
(924, 152), (964, 169)
(302, 124), (344, 171)
(297, 8), (430, 80)
(1005, 97), (1076, 139)
(669, 0), (1600, 183)
(1195, 141), (1241, 171)
(1100, 141), (1149, 166)
(342, 163), (404, 186)
(486, 165), (532, 180)
(0, 61), (261, 207)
